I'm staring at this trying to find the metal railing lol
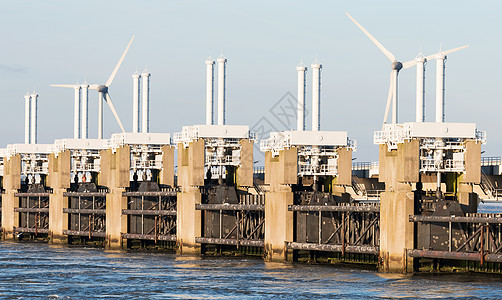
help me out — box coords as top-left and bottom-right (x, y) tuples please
(481, 157), (501, 166)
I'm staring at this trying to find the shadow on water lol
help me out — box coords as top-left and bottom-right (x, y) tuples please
(0, 242), (502, 299)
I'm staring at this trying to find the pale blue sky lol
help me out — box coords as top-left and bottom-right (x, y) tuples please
(1, 0), (500, 162)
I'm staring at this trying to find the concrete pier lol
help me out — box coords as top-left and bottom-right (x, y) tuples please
(47, 151), (70, 244)
(100, 146), (130, 249)
(264, 148), (297, 261)
(1, 155), (21, 240)
(378, 141), (418, 272)
(176, 139), (204, 254)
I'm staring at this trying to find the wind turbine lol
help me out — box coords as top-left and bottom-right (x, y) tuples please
(51, 35), (134, 139)
(346, 12), (418, 128)
(346, 13), (469, 126)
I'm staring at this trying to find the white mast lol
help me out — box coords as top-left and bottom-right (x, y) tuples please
(24, 93), (31, 144)
(217, 55), (227, 125)
(311, 61), (322, 131)
(73, 86), (81, 139)
(435, 54), (446, 122)
(81, 83), (88, 139)
(30, 92), (38, 144)
(415, 55), (426, 122)
(132, 72), (141, 133)
(205, 58), (215, 125)
(98, 92), (103, 139)
(297, 62), (307, 131)
(141, 70), (150, 133)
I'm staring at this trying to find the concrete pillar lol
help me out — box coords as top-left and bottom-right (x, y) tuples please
(457, 140), (481, 213)
(378, 141), (418, 273)
(236, 139), (253, 188)
(48, 151), (71, 244)
(1, 155), (21, 240)
(159, 145), (175, 187)
(264, 147), (297, 261)
(176, 139), (204, 254)
(100, 146), (130, 249)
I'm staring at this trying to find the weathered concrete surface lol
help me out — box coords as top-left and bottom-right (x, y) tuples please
(264, 147), (297, 261)
(160, 145), (175, 187)
(176, 139), (204, 254)
(236, 139), (253, 187)
(378, 142), (415, 272)
(101, 146), (130, 249)
(48, 151), (71, 244)
(2, 154), (21, 240)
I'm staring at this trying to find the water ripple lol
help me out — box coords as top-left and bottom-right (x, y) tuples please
(0, 243), (501, 299)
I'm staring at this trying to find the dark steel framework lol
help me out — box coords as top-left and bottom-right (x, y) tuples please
(409, 213), (502, 264)
(122, 189), (178, 243)
(196, 194), (265, 248)
(63, 191), (107, 238)
(288, 199), (380, 256)
(14, 191), (50, 235)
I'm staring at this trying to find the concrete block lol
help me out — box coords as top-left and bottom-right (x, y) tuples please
(236, 139), (253, 187)
(160, 145), (174, 187)
(337, 148), (352, 186)
(464, 141), (481, 184)
(264, 191), (294, 261)
(176, 190), (202, 254)
(397, 140), (419, 183)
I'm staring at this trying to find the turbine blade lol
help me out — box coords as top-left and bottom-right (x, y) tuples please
(105, 93), (126, 133)
(402, 59), (418, 69)
(50, 84), (79, 88)
(424, 45), (470, 60)
(105, 35), (135, 87)
(345, 12), (396, 62)
(382, 71), (394, 130)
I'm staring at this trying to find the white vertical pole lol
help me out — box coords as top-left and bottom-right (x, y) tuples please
(205, 58), (215, 125)
(30, 93), (38, 144)
(297, 63), (307, 131)
(392, 70), (398, 124)
(435, 55), (446, 122)
(74, 86), (81, 139)
(98, 92), (103, 139)
(416, 57), (426, 122)
(81, 84), (88, 139)
(141, 70), (150, 133)
(24, 93), (31, 144)
(217, 55), (227, 125)
(132, 73), (141, 133)
(311, 61), (322, 131)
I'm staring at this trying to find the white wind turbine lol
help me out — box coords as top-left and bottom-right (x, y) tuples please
(51, 36), (134, 139)
(346, 12), (418, 127)
(346, 13), (469, 127)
